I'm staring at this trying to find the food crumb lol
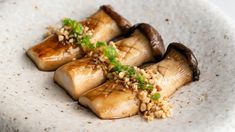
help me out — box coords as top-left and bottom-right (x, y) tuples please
(34, 6), (38, 10)
(203, 93), (208, 101)
(224, 34), (229, 40)
(87, 121), (92, 124)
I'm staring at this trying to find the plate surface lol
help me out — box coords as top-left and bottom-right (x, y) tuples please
(0, 0), (235, 131)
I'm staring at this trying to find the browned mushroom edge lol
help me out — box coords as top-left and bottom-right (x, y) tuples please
(100, 5), (132, 33)
(164, 43), (200, 81)
(111, 23), (165, 61)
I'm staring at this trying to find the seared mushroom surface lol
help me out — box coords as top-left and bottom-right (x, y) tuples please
(54, 23), (165, 100)
(79, 43), (199, 120)
(27, 5), (131, 71)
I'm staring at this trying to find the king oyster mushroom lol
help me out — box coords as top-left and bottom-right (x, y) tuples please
(54, 23), (165, 100)
(79, 43), (200, 119)
(26, 5), (131, 71)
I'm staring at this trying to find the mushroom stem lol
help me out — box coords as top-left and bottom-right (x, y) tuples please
(145, 43), (199, 97)
(27, 5), (131, 71)
(79, 43), (199, 119)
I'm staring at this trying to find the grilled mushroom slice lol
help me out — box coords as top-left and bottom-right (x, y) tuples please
(79, 43), (200, 119)
(26, 5), (131, 71)
(54, 23), (165, 100)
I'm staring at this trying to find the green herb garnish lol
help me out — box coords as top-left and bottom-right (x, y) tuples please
(60, 18), (161, 101)
(104, 46), (118, 60)
(150, 93), (161, 100)
(63, 18), (83, 35)
(95, 41), (107, 47)
(81, 35), (94, 49)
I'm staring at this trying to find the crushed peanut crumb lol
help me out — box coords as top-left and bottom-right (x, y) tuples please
(110, 65), (173, 121)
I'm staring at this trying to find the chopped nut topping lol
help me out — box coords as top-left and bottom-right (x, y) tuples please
(58, 35), (64, 41)
(142, 97), (173, 121)
(50, 18), (173, 121)
(140, 103), (147, 112)
(118, 72), (125, 79)
(110, 63), (173, 121)
(44, 26), (57, 38)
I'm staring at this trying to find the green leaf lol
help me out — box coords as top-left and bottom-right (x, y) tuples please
(104, 46), (117, 60)
(151, 93), (161, 100)
(126, 66), (136, 76)
(113, 65), (123, 72)
(136, 74), (145, 84)
(63, 18), (83, 35)
(111, 61), (124, 72)
(63, 18), (73, 26)
(73, 23), (83, 35)
(146, 83), (154, 90)
(96, 41), (107, 47)
(81, 36), (94, 49)
(138, 83), (145, 89)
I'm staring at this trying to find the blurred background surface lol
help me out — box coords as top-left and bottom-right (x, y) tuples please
(211, 0), (235, 20)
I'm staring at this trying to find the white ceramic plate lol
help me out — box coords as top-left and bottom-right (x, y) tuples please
(1, 0), (235, 131)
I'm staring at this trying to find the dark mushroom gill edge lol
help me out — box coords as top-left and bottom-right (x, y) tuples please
(164, 43), (200, 81)
(111, 23), (165, 61)
(100, 5), (132, 33)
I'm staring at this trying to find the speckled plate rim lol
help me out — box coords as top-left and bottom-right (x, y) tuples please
(0, 0), (235, 132)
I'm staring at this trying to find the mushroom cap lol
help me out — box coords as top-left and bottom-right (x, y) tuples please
(100, 5), (132, 33)
(112, 23), (165, 61)
(165, 43), (200, 81)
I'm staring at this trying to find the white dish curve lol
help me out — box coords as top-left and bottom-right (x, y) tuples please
(0, 0), (235, 131)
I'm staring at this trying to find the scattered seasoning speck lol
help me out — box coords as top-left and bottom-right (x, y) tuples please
(212, 50), (215, 54)
(87, 121), (92, 124)
(61, 110), (64, 112)
(25, 117), (28, 120)
(45, 87), (49, 90)
(224, 34), (229, 40)
(34, 6), (38, 10)
(165, 18), (169, 22)
(216, 74), (219, 77)
(203, 93), (208, 101)
(188, 121), (192, 123)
